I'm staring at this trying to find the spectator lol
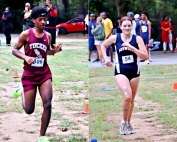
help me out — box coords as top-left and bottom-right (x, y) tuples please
(127, 12), (136, 35)
(91, 16), (105, 63)
(114, 17), (122, 34)
(134, 14), (140, 36)
(88, 14), (99, 62)
(44, 0), (57, 49)
(21, 2), (33, 31)
(100, 12), (114, 63)
(168, 18), (175, 52)
(161, 16), (174, 53)
(1, 7), (13, 46)
(140, 11), (151, 64)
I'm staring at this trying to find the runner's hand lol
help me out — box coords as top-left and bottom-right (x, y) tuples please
(122, 42), (135, 51)
(53, 43), (62, 53)
(25, 56), (38, 65)
(105, 58), (113, 67)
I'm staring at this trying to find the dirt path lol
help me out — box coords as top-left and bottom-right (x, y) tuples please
(0, 82), (88, 142)
(110, 95), (177, 142)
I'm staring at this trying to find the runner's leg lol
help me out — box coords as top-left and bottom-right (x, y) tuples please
(22, 88), (37, 114)
(128, 77), (140, 122)
(96, 45), (103, 63)
(115, 75), (132, 121)
(38, 79), (53, 136)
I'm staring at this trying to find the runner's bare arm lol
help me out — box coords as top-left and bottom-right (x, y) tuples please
(101, 35), (116, 67)
(12, 30), (29, 60)
(46, 33), (62, 55)
(12, 30), (38, 65)
(134, 36), (148, 60)
(148, 21), (151, 41)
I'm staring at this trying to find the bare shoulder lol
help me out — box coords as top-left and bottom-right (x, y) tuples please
(45, 31), (51, 38)
(136, 35), (143, 43)
(19, 29), (30, 41)
(105, 35), (117, 44)
(148, 20), (151, 25)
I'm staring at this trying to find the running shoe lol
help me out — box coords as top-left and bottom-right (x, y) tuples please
(148, 59), (152, 62)
(127, 122), (134, 134)
(38, 136), (49, 142)
(93, 58), (100, 62)
(119, 121), (128, 135)
(88, 59), (91, 62)
(144, 60), (150, 64)
(4, 44), (11, 46)
(12, 88), (22, 99)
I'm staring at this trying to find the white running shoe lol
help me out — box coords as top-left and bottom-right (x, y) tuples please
(119, 121), (128, 135)
(144, 60), (150, 64)
(127, 122), (134, 134)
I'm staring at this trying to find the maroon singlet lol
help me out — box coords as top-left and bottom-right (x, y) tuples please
(22, 28), (52, 92)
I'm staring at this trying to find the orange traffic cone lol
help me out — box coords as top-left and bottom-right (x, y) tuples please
(172, 83), (177, 90)
(82, 103), (89, 114)
(13, 70), (18, 78)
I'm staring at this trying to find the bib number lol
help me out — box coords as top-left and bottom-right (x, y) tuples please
(122, 55), (134, 64)
(142, 25), (147, 32)
(31, 58), (44, 67)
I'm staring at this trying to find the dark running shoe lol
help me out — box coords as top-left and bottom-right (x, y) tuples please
(93, 58), (100, 62)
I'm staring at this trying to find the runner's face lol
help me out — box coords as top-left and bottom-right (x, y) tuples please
(34, 17), (47, 30)
(141, 14), (146, 20)
(121, 20), (132, 35)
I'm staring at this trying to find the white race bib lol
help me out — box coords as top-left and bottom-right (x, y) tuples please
(122, 55), (134, 64)
(142, 25), (147, 33)
(31, 58), (44, 67)
(47, 21), (49, 24)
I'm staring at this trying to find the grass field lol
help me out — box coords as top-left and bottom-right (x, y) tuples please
(89, 65), (177, 142)
(0, 42), (88, 142)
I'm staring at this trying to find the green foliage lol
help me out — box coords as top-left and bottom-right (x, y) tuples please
(89, 0), (177, 38)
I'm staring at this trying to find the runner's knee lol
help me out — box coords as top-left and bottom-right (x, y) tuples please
(43, 99), (52, 110)
(24, 107), (35, 114)
(124, 96), (132, 103)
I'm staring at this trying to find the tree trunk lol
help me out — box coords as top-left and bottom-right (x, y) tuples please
(62, 0), (69, 13)
(115, 0), (128, 17)
(53, 0), (59, 10)
(59, 0), (64, 10)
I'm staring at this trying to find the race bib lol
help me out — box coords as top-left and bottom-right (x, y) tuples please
(142, 25), (147, 32)
(47, 21), (49, 24)
(31, 58), (44, 67)
(122, 55), (134, 64)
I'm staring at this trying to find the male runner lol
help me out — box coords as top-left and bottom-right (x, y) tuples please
(12, 6), (62, 142)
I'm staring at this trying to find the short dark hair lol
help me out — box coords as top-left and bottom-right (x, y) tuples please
(141, 11), (148, 17)
(31, 6), (47, 19)
(101, 11), (107, 15)
(162, 15), (168, 21)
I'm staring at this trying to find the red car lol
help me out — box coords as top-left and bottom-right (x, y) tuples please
(56, 16), (85, 35)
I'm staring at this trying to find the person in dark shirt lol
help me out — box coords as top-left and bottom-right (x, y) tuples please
(1, 7), (13, 46)
(117, 17), (122, 33)
(44, 0), (58, 49)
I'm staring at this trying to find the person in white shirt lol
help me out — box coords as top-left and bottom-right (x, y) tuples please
(127, 12), (136, 35)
